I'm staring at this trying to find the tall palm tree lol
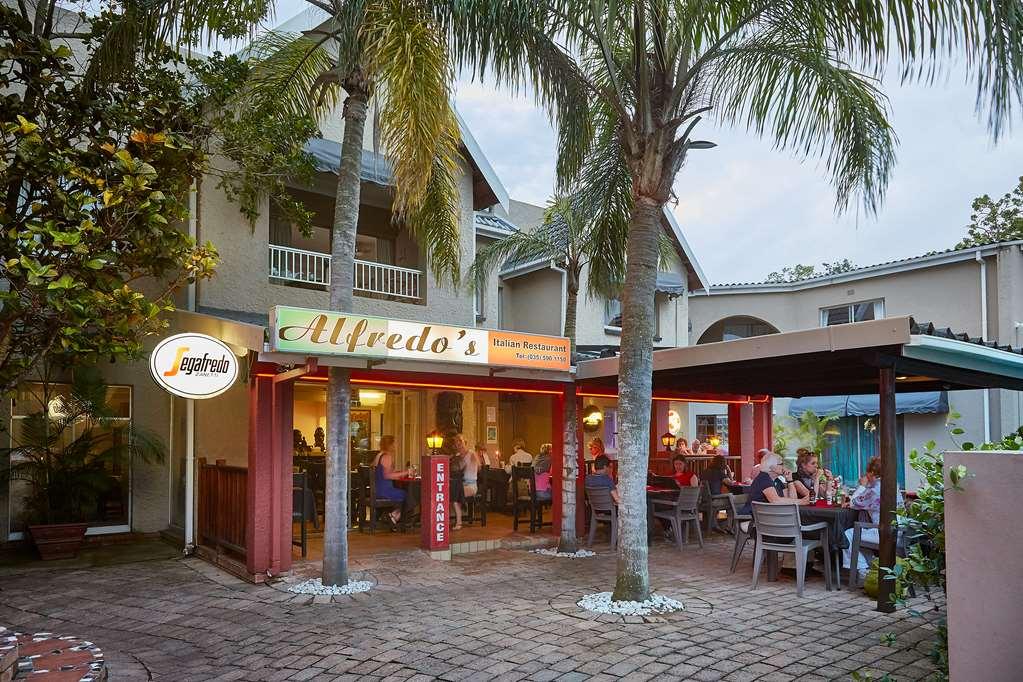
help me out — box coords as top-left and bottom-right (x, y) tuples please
(469, 196), (628, 552)
(448, 0), (1023, 602)
(245, 0), (464, 587)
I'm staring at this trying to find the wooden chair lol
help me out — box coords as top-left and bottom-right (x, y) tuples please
(651, 486), (703, 550)
(364, 464), (402, 533)
(585, 485), (617, 547)
(512, 465), (551, 533)
(292, 472), (312, 558)
(463, 464), (488, 527)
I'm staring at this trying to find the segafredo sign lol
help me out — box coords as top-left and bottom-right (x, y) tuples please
(149, 333), (239, 399)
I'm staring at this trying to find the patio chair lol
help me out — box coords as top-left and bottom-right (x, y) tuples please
(700, 481), (731, 534)
(848, 521), (879, 588)
(585, 485), (617, 547)
(352, 465), (371, 529)
(728, 493), (751, 573)
(750, 502), (832, 597)
(652, 486), (703, 550)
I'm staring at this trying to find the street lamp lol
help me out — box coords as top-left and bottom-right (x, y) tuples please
(426, 429), (444, 455)
(661, 431), (676, 456)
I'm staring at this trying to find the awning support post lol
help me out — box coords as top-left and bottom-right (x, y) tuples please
(877, 366), (897, 613)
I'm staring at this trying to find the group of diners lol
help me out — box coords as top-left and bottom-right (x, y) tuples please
(743, 448), (901, 578)
(371, 434), (552, 531)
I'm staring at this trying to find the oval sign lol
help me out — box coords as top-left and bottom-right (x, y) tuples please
(149, 333), (239, 399)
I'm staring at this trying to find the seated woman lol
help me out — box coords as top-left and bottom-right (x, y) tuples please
(372, 435), (410, 529)
(675, 438), (694, 457)
(535, 442), (552, 472)
(702, 455), (735, 495)
(792, 448), (832, 500)
(534, 454), (552, 502)
(671, 454), (700, 488)
(740, 452), (807, 516)
(842, 456), (903, 579)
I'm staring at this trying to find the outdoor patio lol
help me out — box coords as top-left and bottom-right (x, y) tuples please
(0, 533), (940, 681)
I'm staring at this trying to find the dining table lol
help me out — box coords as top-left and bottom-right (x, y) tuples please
(799, 502), (860, 550)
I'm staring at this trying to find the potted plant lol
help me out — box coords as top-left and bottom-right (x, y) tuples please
(1, 369), (164, 559)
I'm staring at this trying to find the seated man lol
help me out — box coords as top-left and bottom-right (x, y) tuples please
(585, 455), (620, 504)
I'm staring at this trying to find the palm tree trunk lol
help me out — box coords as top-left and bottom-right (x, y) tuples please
(611, 196), (661, 602)
(322, 84), (369, 587)
(558, 280), (580, 553)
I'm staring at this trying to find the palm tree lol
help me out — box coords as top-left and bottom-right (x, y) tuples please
(469, 196), (628, 552)
(448, 0), (1023, 602)
(244, 1), (464, 587)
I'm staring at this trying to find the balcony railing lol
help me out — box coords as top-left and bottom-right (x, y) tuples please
(268, 244), (423, 302)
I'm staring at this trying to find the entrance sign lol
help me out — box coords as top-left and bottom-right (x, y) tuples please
(150, 333), (239, 399)
(421, 455), (449, 553)
(270, 305), (571, 371)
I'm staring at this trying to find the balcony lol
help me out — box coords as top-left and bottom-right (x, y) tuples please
(268, 244), (423, 303)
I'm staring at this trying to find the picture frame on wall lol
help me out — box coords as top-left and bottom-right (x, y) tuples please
(486, 425), (498, 444)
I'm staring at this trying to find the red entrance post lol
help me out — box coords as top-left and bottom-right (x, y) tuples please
(421, 454), (450, 557)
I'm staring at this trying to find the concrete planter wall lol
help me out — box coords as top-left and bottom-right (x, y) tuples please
(945, 450), (1023, 682)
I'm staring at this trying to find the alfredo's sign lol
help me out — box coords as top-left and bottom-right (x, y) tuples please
(150, 333), (239, 399)
(270, 305), (571, 372)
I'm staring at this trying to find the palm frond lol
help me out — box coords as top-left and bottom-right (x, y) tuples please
(241, 29), (340, 123)
(709, 31), (896, 214)
(467, 218), (565, 292)
(404, 158), (463, 284)
(365, 0), (461, 217)
(85, 0), (274, 85)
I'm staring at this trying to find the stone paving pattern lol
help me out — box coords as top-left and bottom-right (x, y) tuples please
(0, 535), (940, 681)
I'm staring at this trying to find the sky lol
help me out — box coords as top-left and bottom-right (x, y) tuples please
(261, 2), (1023, 285)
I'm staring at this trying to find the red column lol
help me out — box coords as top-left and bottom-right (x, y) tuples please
(272, 379), (294, 575)
(421, 454), (450, 553)
(729, 403), (755, 480)
(753, 398), (774, 452)
(551, 391), (565, 534)
(246, 375), (273, 576)
(246, 373), (295, 578)
(575, 394), (586, 538)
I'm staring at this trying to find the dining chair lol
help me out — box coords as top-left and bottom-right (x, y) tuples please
(364, 464), (402, 533)
(848, 521), (879, 587)
(750, 502), (832, 597)
(651, 486), (703, 550)
(585, 486), (617, 547)
(291, 472), (311, 558)
(700, 481), (731, 533)
(512, 465), (551, 532)
(728, 493), (751, 573)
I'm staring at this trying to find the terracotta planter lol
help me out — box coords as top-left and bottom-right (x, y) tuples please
(28, 522), (89, 560)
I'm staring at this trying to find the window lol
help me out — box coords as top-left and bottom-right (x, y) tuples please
(723, 321), (775, 341)
(604, 298), (622, 328)
(8, 383), (133, 538)
(474, 279), (485, 320)
(354, 233), (395, 264)
(821, 299), (884, 327)
(696, 415), (728, 443)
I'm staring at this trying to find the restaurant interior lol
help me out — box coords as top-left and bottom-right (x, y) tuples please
(288, 381), (737, 559)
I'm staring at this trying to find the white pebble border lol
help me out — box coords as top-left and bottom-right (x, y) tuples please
(532, 548), (597, 559)
(287, 578), (373, 595)
(576, 592), (685, 616)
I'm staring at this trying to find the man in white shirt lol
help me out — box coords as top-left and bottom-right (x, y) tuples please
(505, 439), (533, 473)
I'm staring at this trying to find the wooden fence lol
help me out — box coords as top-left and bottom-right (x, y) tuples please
(197, 458), (247, 559)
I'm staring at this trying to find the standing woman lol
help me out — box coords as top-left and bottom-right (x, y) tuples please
(451, 433), (479, 530)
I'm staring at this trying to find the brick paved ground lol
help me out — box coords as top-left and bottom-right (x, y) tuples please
(0, 534), (940, 681)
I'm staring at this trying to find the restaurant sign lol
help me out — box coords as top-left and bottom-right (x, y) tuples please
(270, 305), (571, 371)
(150, 333), (239, 399)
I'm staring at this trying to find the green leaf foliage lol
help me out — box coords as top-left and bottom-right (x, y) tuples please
(0, 7), (222, 393)
(956, 175), (1023, 248)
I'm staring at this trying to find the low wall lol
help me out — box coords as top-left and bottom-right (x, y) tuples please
(945, 450), (1023, 681)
